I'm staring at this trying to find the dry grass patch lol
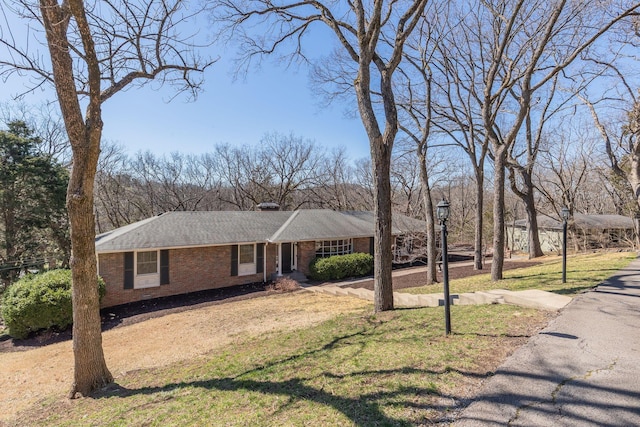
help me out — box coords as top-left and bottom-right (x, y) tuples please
(404, 251), (636, 296)
(11, 303), (553, 426)
(0, 291), (368, 423)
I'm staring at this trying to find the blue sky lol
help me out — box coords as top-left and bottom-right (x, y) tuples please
(0, 8), (372, 161)
(98, 57), (372, 160)
(1, 57), (371, 160)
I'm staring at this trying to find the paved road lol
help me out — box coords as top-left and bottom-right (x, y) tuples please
(454, 257), (640, 426)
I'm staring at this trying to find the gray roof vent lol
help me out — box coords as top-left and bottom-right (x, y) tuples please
(257, 202), (280, 212)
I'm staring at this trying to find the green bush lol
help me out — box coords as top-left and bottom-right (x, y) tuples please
(1, 269), (106, 339)
(309, 253), (374, 281)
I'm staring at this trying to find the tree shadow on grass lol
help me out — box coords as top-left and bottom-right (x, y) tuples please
(90, 324), (490, 426)
(97, 365), (487, 427)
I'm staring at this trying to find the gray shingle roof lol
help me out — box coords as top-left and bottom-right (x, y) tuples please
(342, 211), (427, 234)
(269, 210), (373, 243)
(95, 211), (292, 252)
(95, 209), (427, 253)
(512, 213), (634, 231)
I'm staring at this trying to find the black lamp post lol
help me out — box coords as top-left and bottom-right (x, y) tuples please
(561, 206), (570, 284)
(436, 198), (451, 336)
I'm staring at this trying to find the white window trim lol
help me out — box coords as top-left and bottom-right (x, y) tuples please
(315, 238), (353, 258)
(238, 244), (257, 276)
(134, 250), (160, 289)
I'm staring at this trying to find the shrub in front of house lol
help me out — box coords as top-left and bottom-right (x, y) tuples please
(309, 253), (374, 281)
(1, 269), (106, 339)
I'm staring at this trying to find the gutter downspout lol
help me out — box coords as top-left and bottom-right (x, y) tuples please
(263, 242), (267, 283)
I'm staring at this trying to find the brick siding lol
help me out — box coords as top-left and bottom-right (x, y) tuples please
(99, 245), (270, 308)
(295, 237), (372, 276)
(296, 241), (316, 275)
(99, 237), (375, 308)
(353, 237), (371, 254)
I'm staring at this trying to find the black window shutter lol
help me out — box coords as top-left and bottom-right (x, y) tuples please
(369, 237), (375, 256)
(231, 245), (238, 276)
(256, 243), (264, 274)
(124, 252), (134, 289)
(160, 250), (170, 285)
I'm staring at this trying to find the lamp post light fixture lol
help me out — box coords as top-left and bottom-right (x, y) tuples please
(561, 206), (570, 284)
(436, 198), (452, 336)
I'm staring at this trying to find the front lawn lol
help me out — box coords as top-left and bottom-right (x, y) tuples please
(16, 304), (553, 426)
(403, 251), (636, 296)
(8, 251), (635, 426)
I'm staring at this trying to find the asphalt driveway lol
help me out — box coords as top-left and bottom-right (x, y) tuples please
(454, 257), (640, 426)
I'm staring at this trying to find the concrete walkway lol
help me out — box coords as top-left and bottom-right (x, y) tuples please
(306, 283), (572, 311)
(454, 257), (640, 426)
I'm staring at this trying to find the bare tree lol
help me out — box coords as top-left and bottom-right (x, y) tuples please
(353, 157), (376, 209)
(0, 0), (214, 396)
(580, 76), (640, 215)
(0, 102), (70, 163)
(308, 147), (372, 210)
(260, 133), (324, 209)
(129, 151), (222, 213)
(428, 9), (490, 271)
(535, 129), (595, 220)
(94, 142), (134, 232)
(437, 0), (640, 280)
(505, 75), (574, 259)
(213, 0), (428, 311)
(390, 151), (422, 217)
(395, 16), (442, 284)
(214, 133), (323, 210)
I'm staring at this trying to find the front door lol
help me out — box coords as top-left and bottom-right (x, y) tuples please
(282, 242), (292, 274)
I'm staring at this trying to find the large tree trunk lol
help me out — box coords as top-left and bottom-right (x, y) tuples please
(474, 168), (484, 270)
(523, 174), (544, 258)
(40, 0), (113, 397)
(491, 147), (507, 281)
(509, 167), (544, 258)
(353, 45), (399, 312)
(631, 155), (640, 208)
(68, 150), (113, 396)
(418, 150), (437, 285)
(371, 138), (394, 312)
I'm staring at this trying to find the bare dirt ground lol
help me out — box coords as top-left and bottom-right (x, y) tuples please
(0, 291), (369, 423)
(350, 259), (540, 291)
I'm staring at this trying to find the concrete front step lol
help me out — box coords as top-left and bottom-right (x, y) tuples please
(415, 294), (441, 307)
(483, 289), (572, 311)
(461, 292), (504, 305)
(394, 292), (424, 308)
(346, 287), (375, 301)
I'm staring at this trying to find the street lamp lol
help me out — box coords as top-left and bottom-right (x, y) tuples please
(436, 198), (452, 336)
(561, 206), (570, 284)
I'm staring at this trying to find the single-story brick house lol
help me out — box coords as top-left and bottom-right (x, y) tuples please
(96, 208), (426, 308)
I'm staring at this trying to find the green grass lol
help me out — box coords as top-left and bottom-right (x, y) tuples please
(12, 251), (635, 426)
(403, 251), (637, 296)
(17, 305), (550, 427)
